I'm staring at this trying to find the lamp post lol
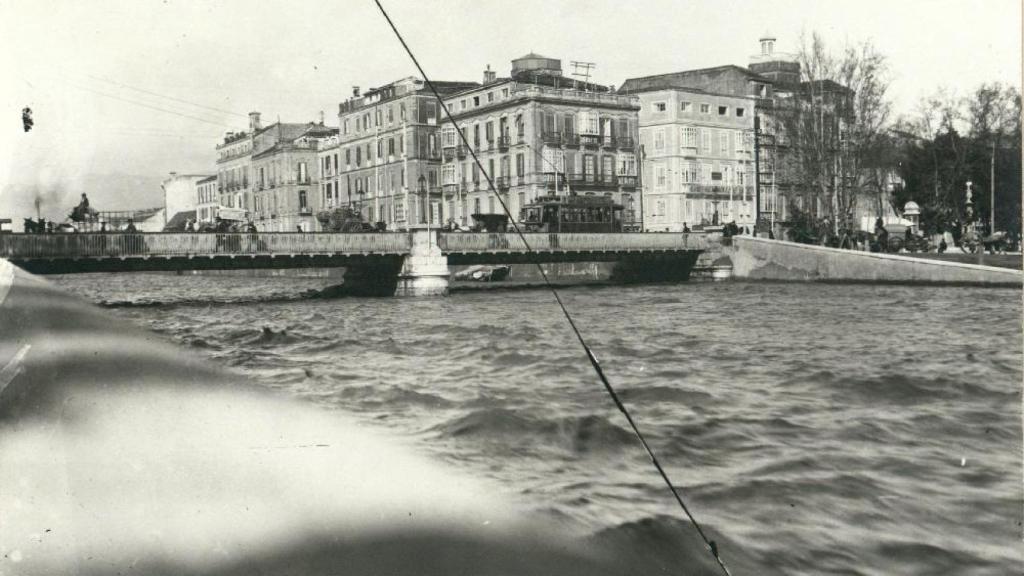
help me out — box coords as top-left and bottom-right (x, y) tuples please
(417, 174), (427, 227)
(753, 115), (761, 235)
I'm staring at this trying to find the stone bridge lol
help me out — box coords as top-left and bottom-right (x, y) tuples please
(0, 230), (706, 296)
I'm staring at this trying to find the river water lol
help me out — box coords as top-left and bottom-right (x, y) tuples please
(51, 273), (1023, 576)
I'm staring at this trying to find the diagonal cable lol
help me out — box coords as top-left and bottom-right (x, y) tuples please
(372, 1), (733, 574)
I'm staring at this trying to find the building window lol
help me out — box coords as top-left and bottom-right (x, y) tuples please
(719, 131), (729, 155)
(701, 130), (711, 152)
(681, 126), (697, 148)
(299, 190), (307, 209)
(655, 165), (666, 188)
(681, 162), (695, 183)
(473, 96), (480, 107)
(617, 153), (636, 176)
(654, 129), (665, 151)
(736, 107), (745, 117)
(516, 153), (525, 177)
(680, 101), (692, 112)
(502, 88), (509, 98)
(298, 162), (307, 183)
(700, 103), (710, 114)
(460, 99), (467, 111)
(718, 106), (728, 116)
(701, 163), (712, 183)
(487, 92), (494, 102)
(653, 102), (667, 112)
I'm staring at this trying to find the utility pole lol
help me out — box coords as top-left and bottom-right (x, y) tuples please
(754, 116), (761, 235)
(990, 139), (996, 233)
(570, 61), (596, 90)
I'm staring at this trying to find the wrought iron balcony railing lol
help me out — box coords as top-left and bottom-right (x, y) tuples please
(541, 131), (562, 145)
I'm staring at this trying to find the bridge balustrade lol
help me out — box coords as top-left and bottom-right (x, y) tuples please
(438, 232), (706, 253)
(0, 233), (411, 259)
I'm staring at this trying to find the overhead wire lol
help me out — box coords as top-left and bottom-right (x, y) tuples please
(62, 80), (235, 128)
(371, 1), (733, 575)
(85, 73), (250, 118)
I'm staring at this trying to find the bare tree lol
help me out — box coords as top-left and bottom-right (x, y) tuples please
(778, 32), (893, 235)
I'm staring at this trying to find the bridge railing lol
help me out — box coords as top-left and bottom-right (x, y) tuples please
(438, 232), (707, 253)
(0, 233), (411, 259)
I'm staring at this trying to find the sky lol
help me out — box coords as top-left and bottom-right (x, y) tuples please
(0, 0), (1019, 219)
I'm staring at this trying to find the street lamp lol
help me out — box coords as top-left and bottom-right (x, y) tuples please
(418, 174), (427, 226)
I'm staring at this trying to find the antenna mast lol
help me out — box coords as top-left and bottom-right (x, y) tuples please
(570, 61), (596, 91)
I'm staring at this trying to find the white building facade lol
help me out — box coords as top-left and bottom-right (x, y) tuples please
(635, 88), (757, 231)
(161, 172), (209, 225)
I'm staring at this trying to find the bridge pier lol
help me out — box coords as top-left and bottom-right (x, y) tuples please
(395, 230), (450, 297)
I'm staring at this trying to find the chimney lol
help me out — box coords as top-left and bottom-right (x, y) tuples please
(318, 110), (325, 125)
(352, 86), (361, 97)
(483, 64), (496, 84)
(249, 111), (262, 132)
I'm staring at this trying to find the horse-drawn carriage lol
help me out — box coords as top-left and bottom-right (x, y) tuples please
(316, 206), (379, 232)
(957, 227), (1013, 254)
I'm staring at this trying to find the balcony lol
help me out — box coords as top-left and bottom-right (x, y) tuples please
(443, 148), (458, 161)
(562, 134), (580, 147)
(615, 136), (635, 149)
(456, 145), (468, 159)
(517, 131), (526, 144)
(495, 176), (510, 191)
(618, 175), (638, 188)
(497, 136), (510, 151)
(442, 183), (462, 197)
(538, 173), (560, 187)
(579, 134), (601, 148)
(541, 131), (562, 145)
(600, 137), (616, 149)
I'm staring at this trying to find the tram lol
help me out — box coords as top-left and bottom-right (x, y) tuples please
(520, 194), (624, 233)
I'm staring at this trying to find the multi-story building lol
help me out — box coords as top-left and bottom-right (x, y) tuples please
(215, 112), (259, 218)
(161, 172), (210, 226)
(195, 175), (219, 223)
(317, 134), (342, 212)
(622, 37), (789, 227)
(439, 54), (641, 227)
(250, 116), (338, 231)
(336, 77), (478, 229)
(619, 86), (756, 231)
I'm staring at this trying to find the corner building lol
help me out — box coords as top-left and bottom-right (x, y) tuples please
(624, 86), (757, 231)
(622, 56), (781, 228)
(336, 78), (478, 229)
(215, 112), (260, 217)
(439, 54), (641, 228)
(250, 119), (338, 231)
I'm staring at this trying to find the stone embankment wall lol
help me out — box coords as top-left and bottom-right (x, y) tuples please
(719, 236), (1022, 286)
